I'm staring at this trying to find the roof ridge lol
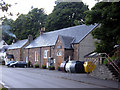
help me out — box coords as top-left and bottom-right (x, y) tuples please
(44, 24), (86, 34)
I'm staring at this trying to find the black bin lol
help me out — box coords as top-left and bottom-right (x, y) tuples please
(70, 61), (84, 73)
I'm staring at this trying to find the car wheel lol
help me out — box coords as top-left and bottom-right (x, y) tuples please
(13, 65), (16, 68)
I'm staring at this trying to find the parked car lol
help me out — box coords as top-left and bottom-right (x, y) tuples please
(6, 61), (16, 67)
(9, 61), (27, 68)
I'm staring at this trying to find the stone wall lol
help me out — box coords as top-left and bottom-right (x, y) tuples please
(90, 65), (116, 80)
(79, 33), (97, 61)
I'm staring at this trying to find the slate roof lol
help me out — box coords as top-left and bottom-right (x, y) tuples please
(0, 40), (8, 49)
(59, 35), (74, 49)
(84, 52), (98, 58)
(8, 39), (28, 50)
(25, 24), (98, 49)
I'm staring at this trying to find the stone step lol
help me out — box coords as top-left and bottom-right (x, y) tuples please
(106, 64), (119, 81)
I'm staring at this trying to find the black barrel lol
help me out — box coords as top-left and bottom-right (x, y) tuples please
(70, 61), (84, 73)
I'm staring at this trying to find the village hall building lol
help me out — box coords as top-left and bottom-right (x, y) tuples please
(23, 24), (98, 68)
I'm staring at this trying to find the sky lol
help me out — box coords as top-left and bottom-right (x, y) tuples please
(0, 0), (97, 20)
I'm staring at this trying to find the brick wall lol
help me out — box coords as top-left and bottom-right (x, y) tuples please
(23, 48), (28, 62)
(24, 46), (54, 67)
(54, 36), (65, 68)
(28, 48), (40, 66)
(73, 44), (79, 60)
(41, 46), (50, 66)
(7, 49), (21, 61)
(64, 49), (74, 60)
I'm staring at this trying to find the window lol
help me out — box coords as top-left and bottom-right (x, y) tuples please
(44, 50), (48, 58)
(35, 51), (39, 61)
(26, 56), (28, 63)
(57, 51), (62, 56)
(35, 51), (37, 61)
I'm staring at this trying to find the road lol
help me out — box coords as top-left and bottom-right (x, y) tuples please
(0, 66), (107, 88)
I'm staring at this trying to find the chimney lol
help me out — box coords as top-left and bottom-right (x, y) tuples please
(40, 27), (45, 35)
(12, 38), (18, 44)
(28, 35), (33, 43)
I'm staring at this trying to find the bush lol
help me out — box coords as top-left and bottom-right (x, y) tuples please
(34, 64), (39, 68)
(48, 66), (55, 70)
(103, 55), (117, 64)
(57, 66), (61, 71)
(42, 65), (46, 69)
(27, 61), (31, 67)
(2, 60), (5, 65)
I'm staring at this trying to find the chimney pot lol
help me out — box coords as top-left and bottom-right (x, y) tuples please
(28, 35), (33, 43)
(40, 27), (45, 35)
(12, 38), (18, 44)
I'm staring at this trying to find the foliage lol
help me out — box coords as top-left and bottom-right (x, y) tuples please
(85, 2), (120, 54)
(103, 55), (117, 64)
(42, 65), (46, 69)
(48, 66), (55, 70)
(1, 60), (5, 65)
(45, 2), (89, 32)
(0, 0), (11, 20)
(2, 8), (47, 44)
(2, 19), (15, 44)
(34, 63), (39, 68)
(27, 61), (31, 67)
(57, 66), (61, 71)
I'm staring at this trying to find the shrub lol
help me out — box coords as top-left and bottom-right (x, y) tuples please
(48, 66), (55, 70)
(27, 61), (31, 67)
(103, 55), (117, 64)
(2, 60), (5, 65)
(34, 64), (39, 68)
(42, 65), (46, 69)
(57, 66), (61, 71)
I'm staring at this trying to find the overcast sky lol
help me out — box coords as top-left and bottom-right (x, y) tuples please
(0, 0), (97, 20)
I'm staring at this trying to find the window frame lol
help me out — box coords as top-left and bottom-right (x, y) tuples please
(44, 50), (48, 58)
(57, 50), (62, 56)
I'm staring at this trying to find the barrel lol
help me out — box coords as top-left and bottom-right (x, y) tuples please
(60, 60), (68, 72)
(65, 60), (84, 73)
(65, 61), (72, 72)
(70, 61), (84, 73)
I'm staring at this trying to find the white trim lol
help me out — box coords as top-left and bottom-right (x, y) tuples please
(44, 50), (48, 58)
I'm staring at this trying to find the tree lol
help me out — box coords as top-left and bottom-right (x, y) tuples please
(12, 8), (47, 39)
(0, 0), (12, 20)
(2, 8), (47, 44)
(45, 2), (89, 32)
(85, 2), (120, 54)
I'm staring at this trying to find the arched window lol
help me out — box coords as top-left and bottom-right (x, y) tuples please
(57, 51), (62, 56)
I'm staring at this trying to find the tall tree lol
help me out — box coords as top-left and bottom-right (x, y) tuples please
(85, 2), (120, 54)
(2, 8), (47, 44)
(45, 2), (89, 32)
(12, 8), (47, 40)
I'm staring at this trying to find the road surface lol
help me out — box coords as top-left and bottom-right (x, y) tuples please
(1, 66), (106, 88)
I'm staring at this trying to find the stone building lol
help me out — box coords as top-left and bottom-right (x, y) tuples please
(7, 35), (33, 61)
(24, 24), (98, 69)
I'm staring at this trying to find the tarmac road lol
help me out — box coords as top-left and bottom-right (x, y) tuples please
(0, 66), (114, 88)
